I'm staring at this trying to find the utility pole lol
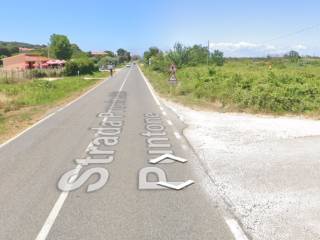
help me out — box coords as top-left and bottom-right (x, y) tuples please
(47, 42), (50, 58)
(207, 40), (210, 66)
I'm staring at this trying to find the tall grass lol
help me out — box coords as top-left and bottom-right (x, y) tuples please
(0, 77), (99, 112)
(142, 58), (320, 114)
(0, 77), (100, 136)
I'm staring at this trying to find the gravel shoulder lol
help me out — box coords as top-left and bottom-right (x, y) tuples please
(162, 99), (320, 240)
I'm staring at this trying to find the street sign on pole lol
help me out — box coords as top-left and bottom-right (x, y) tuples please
(169, 74), (177, 85)
(168, 64), (177, 85)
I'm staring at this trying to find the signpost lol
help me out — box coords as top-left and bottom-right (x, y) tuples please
(168, 64), (177, 85)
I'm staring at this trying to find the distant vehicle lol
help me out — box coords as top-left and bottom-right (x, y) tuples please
(126, 64), (131, 67)
(99, 67), (108, 72)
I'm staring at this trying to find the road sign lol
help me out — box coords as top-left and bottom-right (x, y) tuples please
(170, 64), (177, 74)
(169, 64), (177, 85)
(169, 74), (177, 85)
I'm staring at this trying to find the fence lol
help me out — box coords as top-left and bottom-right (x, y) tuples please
(0, 68), (65, 84)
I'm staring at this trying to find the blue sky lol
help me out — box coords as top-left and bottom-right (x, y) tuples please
(1, 0), (319, 56)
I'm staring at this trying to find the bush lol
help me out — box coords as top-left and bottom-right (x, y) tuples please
(28, 69), (48, 78)
(64, 58), (96, 76)
(211, 50), (224, 66)
(142, 57), (320, 114)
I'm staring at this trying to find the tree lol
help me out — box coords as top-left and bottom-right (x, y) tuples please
(0, 48), (10, 57)
(98, 56), (119, 67)
(143, 47), (160, 64)
(71, 43), (87, 59)
(49, 34), (73, 60)
(131, 55), (141, 61)
(285, 50), (300, 62)
(64, 57), (95, 76)
(211, 50), (224, 66)
(117, 48), (131, 64)
(167, 43), (189, 68)
(187, 45), (208, 66)
(104, 50), (115, 57)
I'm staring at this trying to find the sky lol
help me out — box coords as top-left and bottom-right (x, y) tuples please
(1, 0), (320, 57)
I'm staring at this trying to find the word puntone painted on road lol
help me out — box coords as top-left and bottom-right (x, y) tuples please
(139, 113), (194, 190)
(58, 91), (127, 192)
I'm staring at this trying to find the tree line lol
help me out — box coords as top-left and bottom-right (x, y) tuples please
(0, 34), (132, 76)
(143, 43), (225, 72)
(143, 43), (308, 73)
(48, 34), (131, 75)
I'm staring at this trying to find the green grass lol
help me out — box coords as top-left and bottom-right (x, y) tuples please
(0, 75), (102, 136)
(0, 77), (99, 110)
(0, 113), (5, 134)
(141, 58), (320, 115)
(84, 71), (110, 78)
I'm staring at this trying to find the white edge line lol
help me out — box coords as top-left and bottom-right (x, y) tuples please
(174, 131), (182, 139)
(167, 120), (173, 126)
(137, 66), (161, 106)
(138, 65), (188, 146)
(0, 72), (119, 149)
(224, 218), (249, 240)
(34, 68), (130, 240)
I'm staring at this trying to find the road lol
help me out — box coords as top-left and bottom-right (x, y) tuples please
(0, 65), (237, 240)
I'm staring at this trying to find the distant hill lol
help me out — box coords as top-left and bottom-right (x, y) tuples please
(0, 41), (47, 61)
(0, 41), (46, 49)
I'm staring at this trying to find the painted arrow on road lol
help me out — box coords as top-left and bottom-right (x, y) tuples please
(157, 180), (195, 190)
(149, 154), (188, 164)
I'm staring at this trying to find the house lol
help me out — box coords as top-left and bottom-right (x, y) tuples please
(2, 54), (64, 70)
(91, 51), (107, 57)
(19, 47), (34, 52)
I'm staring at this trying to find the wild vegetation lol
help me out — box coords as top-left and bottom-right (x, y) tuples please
(0, 75), (106, 137)
(142, 44), (320, 115)
(0, 33), (133, 141)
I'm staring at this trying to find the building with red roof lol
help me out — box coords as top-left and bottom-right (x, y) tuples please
(2, 54), (64, 71)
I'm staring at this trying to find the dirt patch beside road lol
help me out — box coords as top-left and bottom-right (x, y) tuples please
(163, 99), (320, 240)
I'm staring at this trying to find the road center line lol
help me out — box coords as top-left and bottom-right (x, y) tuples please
(34, 68), (131, 240)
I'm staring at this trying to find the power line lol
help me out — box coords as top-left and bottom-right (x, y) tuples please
(261, 23), (320, 44)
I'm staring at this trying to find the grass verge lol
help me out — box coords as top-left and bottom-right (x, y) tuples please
(141, 59), (320, 117)
(0, 72), (109, 143)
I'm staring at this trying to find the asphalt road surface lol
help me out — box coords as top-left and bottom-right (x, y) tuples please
(0, 65), (238, 240)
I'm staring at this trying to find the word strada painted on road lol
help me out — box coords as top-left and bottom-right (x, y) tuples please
(58, 92), (127, 192)
(139, 113), (194, 190)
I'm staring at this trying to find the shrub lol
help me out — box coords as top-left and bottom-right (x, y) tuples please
(28, 69), (48, 78)
(64, 58), (95, 76)
(211, 50), (224, 66)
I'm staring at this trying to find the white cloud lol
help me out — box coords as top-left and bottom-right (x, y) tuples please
(209, 41), (276, 52)
(209, 41), (309, 57)
(292, 44), (307, 50)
